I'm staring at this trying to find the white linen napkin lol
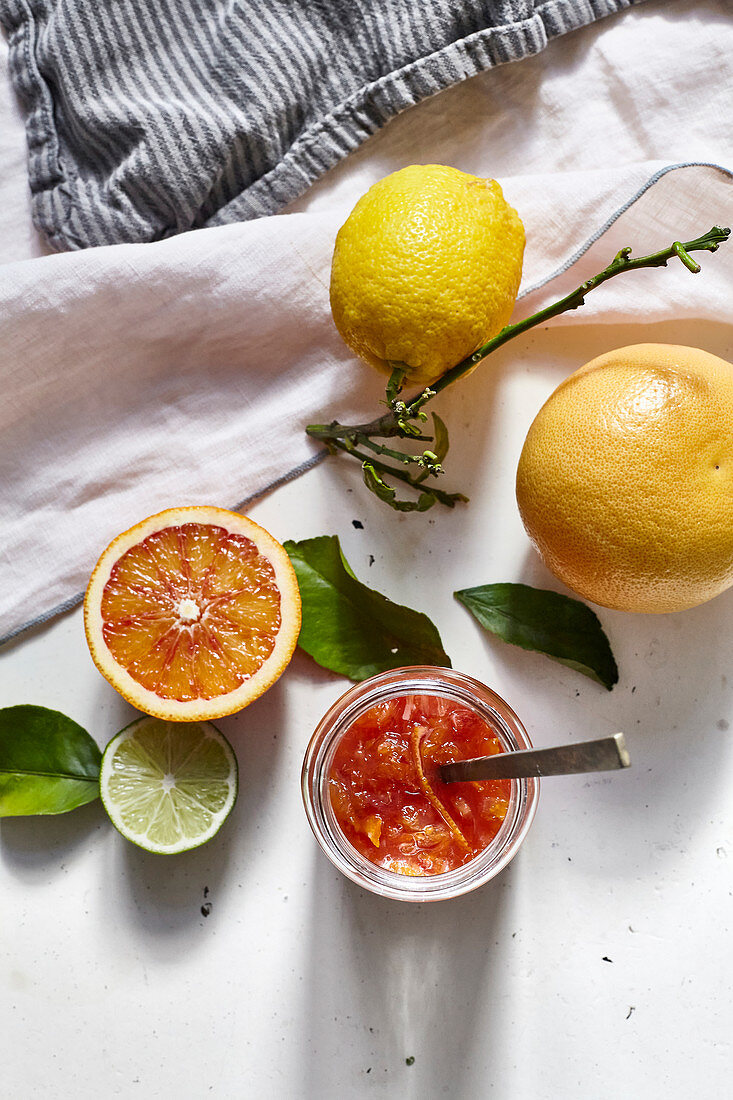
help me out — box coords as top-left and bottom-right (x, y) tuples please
(1, 160), (731, 643)
(1, 0), (732, 643)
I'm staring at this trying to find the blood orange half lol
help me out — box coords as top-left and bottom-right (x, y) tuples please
(84, 507), (301, 721)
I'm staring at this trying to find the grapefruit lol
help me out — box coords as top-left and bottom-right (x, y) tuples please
(516, 344), (733, 614)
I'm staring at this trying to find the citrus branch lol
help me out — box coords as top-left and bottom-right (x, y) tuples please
(307, 225), (731, 510)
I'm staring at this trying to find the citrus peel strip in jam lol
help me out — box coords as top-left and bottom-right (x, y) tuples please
(410, 724), (470, 852)
(328, 693), (510, 877)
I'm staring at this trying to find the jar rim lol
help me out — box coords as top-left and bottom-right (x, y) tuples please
(301, 666), (539, 902)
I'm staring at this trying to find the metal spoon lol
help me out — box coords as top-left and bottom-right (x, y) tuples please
(439, 732), (630, 784)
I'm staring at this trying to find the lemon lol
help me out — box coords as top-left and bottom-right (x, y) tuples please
(100, 717), (238, 853)
(330, 164), (525, 387)
(516, 344), (733, 614)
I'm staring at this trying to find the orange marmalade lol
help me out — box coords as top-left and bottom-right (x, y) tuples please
(328, 693), (510, 876)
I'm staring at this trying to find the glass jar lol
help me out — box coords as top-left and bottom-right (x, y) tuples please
(301, 666), (539, 902)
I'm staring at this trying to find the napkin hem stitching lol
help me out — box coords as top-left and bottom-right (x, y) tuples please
(0, 449), (329, 648)
(518, 160), (733, 299)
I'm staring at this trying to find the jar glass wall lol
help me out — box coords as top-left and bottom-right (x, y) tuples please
(302, 666), (539, 902)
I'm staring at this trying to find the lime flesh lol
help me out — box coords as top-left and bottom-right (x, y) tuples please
(100, 717), (238, 853)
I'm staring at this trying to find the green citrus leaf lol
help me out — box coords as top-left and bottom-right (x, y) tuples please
(284, 535), (451, 680)
(431, 412), (450, 464)
(0, 705), (102, 816)
(362, 463), (437, 512)
(454, 582), (619, 690)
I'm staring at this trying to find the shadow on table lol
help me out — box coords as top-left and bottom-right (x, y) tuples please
(300, 848), (518, 1098)
(475, 539), (733, 880)
(0, 797), (106, 878)
(96, 676), (289, 946)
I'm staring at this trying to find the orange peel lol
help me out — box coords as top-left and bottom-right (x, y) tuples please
(410, 725), (470, 852)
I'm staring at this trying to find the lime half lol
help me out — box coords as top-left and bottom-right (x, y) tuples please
(100, 717), (238, 854)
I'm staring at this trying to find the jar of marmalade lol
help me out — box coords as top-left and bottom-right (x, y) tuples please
(301, 667), (539, 902)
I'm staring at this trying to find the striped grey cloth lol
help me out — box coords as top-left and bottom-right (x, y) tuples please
(1, 0), (645, 251)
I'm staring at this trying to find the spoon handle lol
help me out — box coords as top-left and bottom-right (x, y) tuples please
(439, 732), (630, 783)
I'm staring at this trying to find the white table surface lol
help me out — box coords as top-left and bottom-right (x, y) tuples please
(2, 317), (731, 1099)
(2, 3), (732, 1098)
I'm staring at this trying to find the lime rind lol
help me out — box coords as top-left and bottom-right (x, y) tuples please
(100, 716), (238, 854)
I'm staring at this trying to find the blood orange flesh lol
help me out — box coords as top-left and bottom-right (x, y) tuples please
(84, 508), (301, 721)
